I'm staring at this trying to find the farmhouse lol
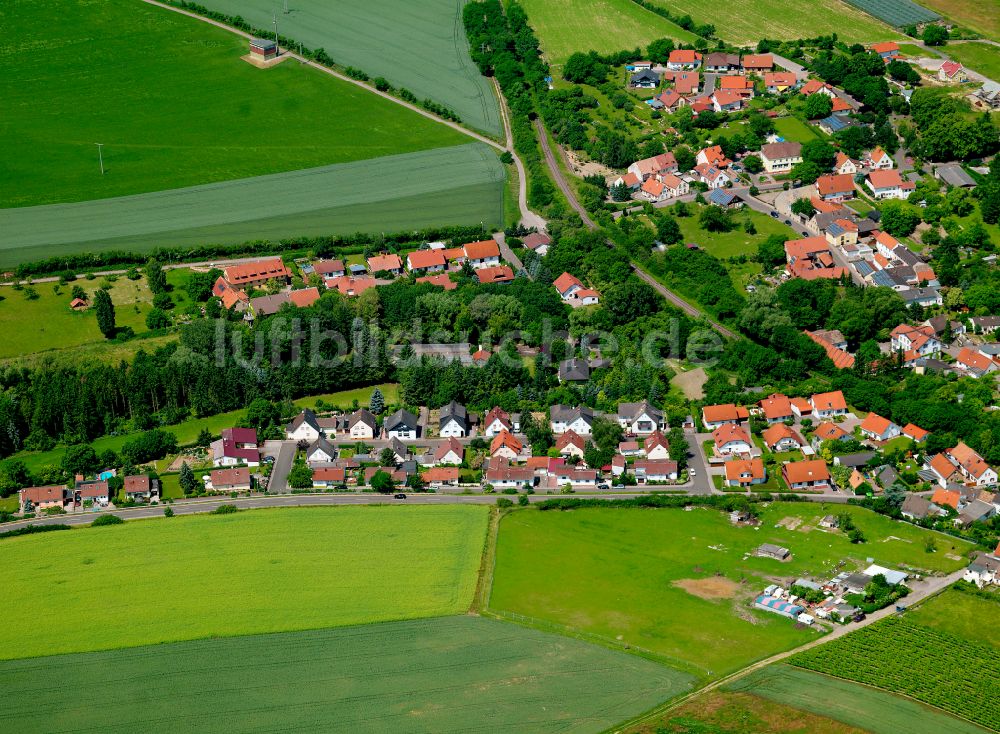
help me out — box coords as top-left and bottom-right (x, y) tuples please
(760, 141), (802, 173)
(782, 459), (831, 489)
(725, 458), (766, 487)
(208, 467), (251, 492)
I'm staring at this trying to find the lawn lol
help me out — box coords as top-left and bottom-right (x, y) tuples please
(626, 690), (867, 734)
(897, 43), (928, 57)
(945, 42), (1000, 82)
(0, 144), (505, 267)
(8, 383), (400, 475)
(906, 586), (1000, 647)
(490, 504), (973, 676)
(727, 665), (989, 734)
(0, 505), (488, 660)
(0, 616), (690, 734)
(0, 277), (155, 358)
(679, 207), (797, 259)
(519, 0), (698, 64)
(791, 614), (1000, 731)
(644, 0), (901, 45)
(192, 0), (501, 137)
(919, 0), (1000, 42)
(773, 116), (822, 144)
(0, 0), (469, 209)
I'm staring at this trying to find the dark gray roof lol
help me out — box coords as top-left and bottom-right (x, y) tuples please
(384, 409), (418, 432)
(349, 408), (378, 430)
(389, 437), (408, 458)
(631, 69), (660, 84)
(307, 436), (336, 459)
(558, 358), (590, 381)
(935, 164), (976, 189)
(288, 409), (321, 433)
(550, 405), (595, 424)
(836, 451), (876, 468)
(440, 400), (468, 429)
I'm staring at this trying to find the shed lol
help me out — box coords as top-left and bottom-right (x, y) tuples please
(249, 38), (278, 61)
(757, 543), (790, 560)
(754, 595), (803, 619)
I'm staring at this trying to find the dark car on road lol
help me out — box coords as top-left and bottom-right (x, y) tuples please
(393, 493), (407, 499)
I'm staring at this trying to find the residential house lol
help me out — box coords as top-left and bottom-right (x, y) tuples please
(810, 390), (848, 418)
(211, 428), (260, 467)
(659, 173), (689, 198)
(764, 72), (797, 93)
(123, 475), (158, 502)
(806, 330), (855, 369)
(434, 437), (464, 466)
(348, 409), (378, 439)
(834, 152), (859, 175)
(208, 467), (252, 492)
(901, 494), (946, 521)
(463, 239), (502, 269)
(956, 347), (998, 378)
(859, 413), (901, 441)
(76, 480), (111, 506)
(420, 467), (458, 486)
(384, 409), (419, 440)
(816, 173), (856, 201)
(490, 430), (524, 460)
(406, 249), (447, 273)
(974, 81), (1000, 110)
(476, 265), (515, 284)
(313, 259), (346, 279)
(558, 358), (590, 383)
(825, 219), (859, 248)
(366, 253), (404, 276)
(18, 485), (66, 514)
(554, 272), (585, 301)
(633, 459), (679, 483)
(902, 423), (929, 443)
(759, 393), (794, 424)
(707, 189), (741, 208)
(704, 52), (740, 73)
(549, 405), (594, 435)
(970, 316), (1000, 334)
(712, 89), (744, 112)
(618, 440), (643, 458)
(762, 423), (804, 452)
(760, 141), (802, 173)
(522, 232), (552, 256)
(812, 421), (850, 448)
(782, 459), (832, 489)
(865, 169), (915, 200)
(870, 41), (899, 60)
(312, 467), (346, 488)
(713, 423), (753, 456)
(696, 145), (730, 168)
(223, 258), (291, 289)
(617, 400), (665, 434)
(864, 147), (894, 170)
(212, 277), (249, 311)
(695, 164), (731, 189)
(484, 462), (535, 490)
(667, 49), (701, 70)
(784, 237), (847, 280)
(556, 430), (586, 459)
(938, 61), (967, 83)
(644, 431), (670, 460)
(701, 403), (749, 429)
(439, 401), (468, 437)
(628, 153), (680, 181)
(946, 442), (998, 487)
(742, 54), (773, 73)
(305, 437), (337, 465)
(640, 177), (669, 202)
(286, 409), (323, 442)
(800, 78), (834, 97)
(325, 276), (376, 297)
(725, 458), (766, 487)
(482, 406), (515, 436)
(649, 89), (686, 112)
(964, 551), (1000, 587)
(630, 69), (660, 89)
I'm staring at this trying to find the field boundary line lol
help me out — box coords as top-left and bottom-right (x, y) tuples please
(779, 663), (994, 732)
(470, 507), (500, 614)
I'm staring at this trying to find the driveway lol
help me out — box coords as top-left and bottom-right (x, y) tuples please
(494, 231), (526, 275)
(264, 440), (296, 493)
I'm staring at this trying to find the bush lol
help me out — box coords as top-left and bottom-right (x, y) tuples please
(0, 524), (70, 540)
(164, 507), (174, 517)
(211, 504), (239, 515)
(91, 514), (124, 527)
(496, 497), (514, 508)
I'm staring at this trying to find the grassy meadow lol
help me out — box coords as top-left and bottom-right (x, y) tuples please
(919, 0), (1000, 42)
(1, 0), (468, 208)
(193, 0), (501, 136)
(0, 277), (156, 358)
(0, 616), (691, 734)
(489, 504), (973, 677)
(945, 42), (1000, 82)
(906, 587), (1000, 647)
(0, 506), (487, 660)
(727, 665), (989, 734)
(519, 0), (698, 64)
(0, 144), (504, 266)
(644, 0), (902, 45)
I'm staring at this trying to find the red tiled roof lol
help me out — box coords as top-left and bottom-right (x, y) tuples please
(224, 258), (290, 286)
(423, 467), (460, 482)
(210, 467), (251, 488)
(669, 49), (702, 64)
(931, 486), (960, 509)
(367, 253), (403, 273)
(811, 390), (847, 412)
(713, 423), (751, 447)
(817, 174), (856, 196)
(490, 430), (523, 455)
(726, 458), (765, 482)
(860, 412), (894, 436)
(783, 459), (830, 484)
(702, 404), (749, 424)
(764, 72), (797, 87)
(742, 54), (773, 69)
(902, 423), (929, 441)
(463, 239), (500, 260)
(554, 272), (584, 294)
(476, 265), (515, 284)
(814, 422), (848, 441)
(407, 250), (447, 270)
(868, 169), (904, 188)
(416, 273), (457, 290)
(288, 288), (320, 308)
(124, 475), (151, 493)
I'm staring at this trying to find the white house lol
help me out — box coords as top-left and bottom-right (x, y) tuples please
(864, 147), (893, 170)
(348, 409), (378, 440)
(439, 401), (468, 438)
(305, 437), (336, 465)
(644, 431), (670, 461)
(859, 413), (901, 442)
(713, 423), (752, 456)
(482, 406), (514, 436)
(434, 437), (464, 466)
(865, 169), (914, 200)
(549, 405), (594, 435)
(286, 409), (323, 442)
(809, 391), (847, 419)
(616, 401), (665, 435)
(760, 142), (802, 174)
(384, 409), (419, 440)
(633, 459), (679, 483)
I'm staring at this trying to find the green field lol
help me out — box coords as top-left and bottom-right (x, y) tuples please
(0, 277), (156, 358)
(907, 587), (1000, 646)
(791, 593), (1000, 731)
(644, 0), (901, 45)
(0, 144), (504, 266)
(193, 0), (501, 136)
(0, 0), (469, 208)
(0, 505), (487, 659)
(489, 505), (973, 677)
(7, 383), (400, 475)
(773, 116), (823, 144)
(519, 0), (698, 64)
(919, 0), (1000, 41)
(0, 616), (690, 734)
(727, 665), (989, 734)
(681, 206), (797, 259)
(945, 42), (1000, 82)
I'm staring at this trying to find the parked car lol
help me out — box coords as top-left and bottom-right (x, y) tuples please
(769, 211), (779, 218)
(597, 483), (609, 490)
(689, 468), (697, 476)
(393, 493), (407, 499)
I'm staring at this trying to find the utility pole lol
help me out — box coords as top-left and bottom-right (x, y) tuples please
(272, 13), (279, 52)
(95, 143), (105, 175)
(283, 0), (288, 13)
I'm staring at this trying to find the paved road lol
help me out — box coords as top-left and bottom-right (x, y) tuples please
(494, 80), (547, 231)
(494, 231), (526, 275)
(773, 54), (808, 80)
(265, 440), (296, 493)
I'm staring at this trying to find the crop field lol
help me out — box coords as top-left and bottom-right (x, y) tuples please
(644, 0), (901, 45)
(791, 616), (1000, 731)
(945, 42), (1000, 82)
(0, 506), (487, 660)
(842, 0), (938, 27)
(627, 690), (866, 734)
(728, 665), (989, 734)
(0, 616), (689, 734)
(519, 0), (698, 65)
(489, 504), (973, 677)
(906, 586), (1000, 646)
(919, 0), (1000, 41)
(0, 0), (468, 209)
(0, 144), (505, 267)
(192, 0), (501, 137)
(0, 276), (156, 359)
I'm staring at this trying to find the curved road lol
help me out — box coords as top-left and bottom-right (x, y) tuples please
(533, 118), (738, 339)
(140, 0), (545, 231)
